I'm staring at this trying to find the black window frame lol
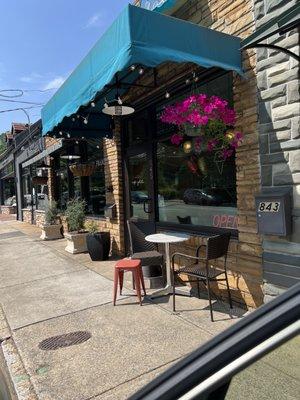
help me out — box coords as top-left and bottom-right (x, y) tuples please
(122, 69), (238, 238)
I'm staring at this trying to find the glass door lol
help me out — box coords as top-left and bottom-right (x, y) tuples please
(125, 147), (155, 222)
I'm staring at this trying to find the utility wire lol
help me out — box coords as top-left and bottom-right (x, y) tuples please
(0, 98), (44, 106)
(0, 106), (43, 113)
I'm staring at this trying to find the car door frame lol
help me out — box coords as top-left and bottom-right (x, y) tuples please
(129, 283), (300, 400)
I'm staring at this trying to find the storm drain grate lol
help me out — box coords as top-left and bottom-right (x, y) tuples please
(38, 331), (91, 351)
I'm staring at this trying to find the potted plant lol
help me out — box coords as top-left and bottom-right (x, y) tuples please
(40, 201), (63, 240)
(69, 163), (96, 177)
(64, 199), (88, 254)
(86, 221), (111, 261)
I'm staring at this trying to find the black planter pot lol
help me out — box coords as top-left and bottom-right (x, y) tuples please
(86, 232), (110, 261)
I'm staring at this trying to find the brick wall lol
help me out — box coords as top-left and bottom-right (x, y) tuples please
(254, 0), (300, 300)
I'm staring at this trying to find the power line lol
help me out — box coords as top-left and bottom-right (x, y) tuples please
(0, 106), (43, 113)
(0, 98), (44, 106)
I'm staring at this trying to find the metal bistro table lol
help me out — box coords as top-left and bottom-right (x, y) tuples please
(145, 231), (190, 299)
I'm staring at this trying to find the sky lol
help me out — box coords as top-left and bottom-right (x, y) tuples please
(0, 0), (131, 133)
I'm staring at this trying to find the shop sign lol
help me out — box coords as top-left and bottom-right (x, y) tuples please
(212, 214), (238, 230)
(141, 0), (171, 11)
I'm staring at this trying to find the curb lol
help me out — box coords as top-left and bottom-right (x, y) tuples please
(0, 305), (38, 400)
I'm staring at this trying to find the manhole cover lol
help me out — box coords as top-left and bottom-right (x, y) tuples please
(38, 331), (91, 351)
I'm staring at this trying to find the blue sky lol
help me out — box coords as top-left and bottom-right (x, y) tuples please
(0, 0), (131, 133)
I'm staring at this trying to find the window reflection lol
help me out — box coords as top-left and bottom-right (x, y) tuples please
(157, 140), (237, 229)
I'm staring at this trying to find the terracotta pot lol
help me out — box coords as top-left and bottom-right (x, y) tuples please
(69, 163), (96, 177)
(64, 232), (88, 254)
(32, 176), (48, 185)
(40, 224), (63, 240)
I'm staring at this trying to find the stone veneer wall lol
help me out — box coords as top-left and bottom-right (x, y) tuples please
(254, 0), (300, 301)
(0, 206), (16, 215)
(121, 0), (263, 309)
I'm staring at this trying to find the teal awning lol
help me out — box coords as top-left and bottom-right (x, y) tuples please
(42, 4), (242, 136)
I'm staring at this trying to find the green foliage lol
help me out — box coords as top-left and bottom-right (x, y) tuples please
(45, 201), (59, 225)
(86, 220), (99, 235)
(0, 132), (6, 155)
(203, 119), (227, 138)
(65, 198), (86, 232)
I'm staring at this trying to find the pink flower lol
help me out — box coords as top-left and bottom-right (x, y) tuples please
(171, 134), (184, 146)
(207, 139), (219, 152)
(221, 148), (234, 160)
(235, 131), (243, 141)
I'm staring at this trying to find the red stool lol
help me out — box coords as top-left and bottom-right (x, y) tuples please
(113, 258), (146, 306)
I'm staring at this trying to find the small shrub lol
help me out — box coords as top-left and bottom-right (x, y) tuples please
(86, 220), (99, 235)
(65, 198), (86, 232)
(45, 201), (59, 225)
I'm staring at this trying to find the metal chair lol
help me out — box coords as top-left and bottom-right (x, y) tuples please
(171, 232), (232, 322)
(177, 216), (192, 224)
(127, 220), (164, 278)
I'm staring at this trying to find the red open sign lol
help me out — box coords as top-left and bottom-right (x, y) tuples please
(212, 214), (238, 229)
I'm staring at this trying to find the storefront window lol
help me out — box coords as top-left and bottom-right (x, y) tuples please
(124, 71), (237, 232)
(157, 140), (237, 230)
(3, 179), (15, 205)
(86, 142), (106, 216)
(57, 158), (69, 209)
(22, 167), (33, 208)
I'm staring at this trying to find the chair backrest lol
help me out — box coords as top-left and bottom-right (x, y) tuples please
(127, 220), (156, 254)
(206, 232), (231, 261)
(177, 216), (192, 224)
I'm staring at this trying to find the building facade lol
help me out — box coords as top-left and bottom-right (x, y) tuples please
(1, 0), (299, 309)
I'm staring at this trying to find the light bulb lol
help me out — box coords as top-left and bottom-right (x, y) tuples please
(139, 67), (144, 75)
(183, 141), (192, 153)
(104, 102), (108, 108)
(91, 102), (96, 108)
(117, 97), (122, 105)
(83, 118), (88, 125)
(81, 136), (84, 140)
(185, 78), (190, 84)
(71, 117), (75, 122)
(165, 91), (170, 99)
(130, 65), (136, 71)
(67, 133), (71, 138)
(96, 145), (100, 149)
(194, 76), (199, 82)
(59, 131), (63, 136)
(75, 140), (79, 144)
(76, 115), (80, 119)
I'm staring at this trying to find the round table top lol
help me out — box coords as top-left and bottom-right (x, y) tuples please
(145, 232), (190, 244)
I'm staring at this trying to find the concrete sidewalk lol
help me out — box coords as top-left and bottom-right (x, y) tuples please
(0, 220), (246, 400)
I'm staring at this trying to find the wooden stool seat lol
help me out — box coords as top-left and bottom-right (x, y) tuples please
(113, 258), (146, 306)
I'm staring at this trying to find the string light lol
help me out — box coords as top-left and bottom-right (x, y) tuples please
(139, 67), (144, 75)
(81, 136), (85, 140)
(130, 65), (136, 71)
(96, 145), (100, 149)
(165, 91), (170, 99)
(91, 102), (96, 108)
(67, 133), (71, 138)
(59, 131), (63, 136)
(117, 97), (122, 105)
(75, 140), (79, 144)
(83, 118), (88, 125)
(185, 78), (190, 84)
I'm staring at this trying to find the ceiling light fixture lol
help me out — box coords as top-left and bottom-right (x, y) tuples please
(60, 154), (81, 160)
(102, 97), (134, 116)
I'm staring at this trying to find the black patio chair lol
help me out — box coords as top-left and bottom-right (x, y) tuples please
(177, 216), (192, 224)
(127, 220), (164, 278)
(171, 232), (232, 322)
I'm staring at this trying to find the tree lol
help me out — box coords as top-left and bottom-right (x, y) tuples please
(0, 132), (7, 154)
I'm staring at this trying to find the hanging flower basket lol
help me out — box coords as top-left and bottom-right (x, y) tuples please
(32, 176), (48, 185)
(69, 163), (97, 177)
(160, 93), (243, 174)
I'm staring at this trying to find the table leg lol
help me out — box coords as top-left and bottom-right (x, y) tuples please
(149, 242), (191, 299)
